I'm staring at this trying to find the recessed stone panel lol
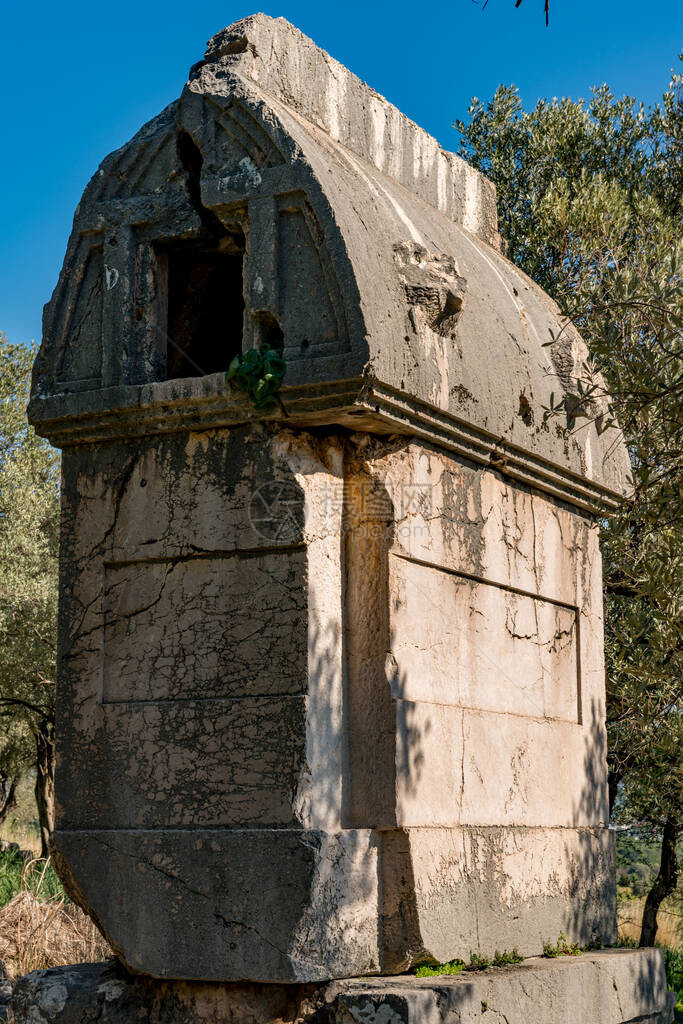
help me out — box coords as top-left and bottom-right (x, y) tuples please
(389, 554), (580, 723)
(102, 550), (308, 703)
(60, 696), (308, 830)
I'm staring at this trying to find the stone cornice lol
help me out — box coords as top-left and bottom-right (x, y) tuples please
(29, 375), (623, 515)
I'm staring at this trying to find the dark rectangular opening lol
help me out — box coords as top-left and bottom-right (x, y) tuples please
(165, 232), (245, 380)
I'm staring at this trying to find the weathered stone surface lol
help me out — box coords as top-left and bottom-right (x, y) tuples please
(48, 426), (618, 978)
(378, 826), (616, 970)
(53, 429), (345, 838)
(52, 830), (380, 981)
(9, 961), (322, 1024)
(29, 15), (629, 509)
(199, 16), (500, 249)
(9, 951), (675, 1023)
(102, 550), (308, 703)
(343, 441), (614, 965)
(28, 10), (640, 995)
(328, 950), (676, 1023)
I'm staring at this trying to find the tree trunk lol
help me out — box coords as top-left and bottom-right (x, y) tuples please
(0, 773), (16, 827)
(639, 816), (679, 947)
(34, 719), (55, 859)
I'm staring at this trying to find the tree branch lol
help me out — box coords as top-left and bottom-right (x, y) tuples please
(0, 696), (54, 721)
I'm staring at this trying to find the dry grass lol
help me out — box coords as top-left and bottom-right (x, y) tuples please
(0, 859), (111, 979)
(618, 896), (683, 947)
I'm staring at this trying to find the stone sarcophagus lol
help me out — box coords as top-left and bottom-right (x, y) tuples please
(29, 15), (631, 983)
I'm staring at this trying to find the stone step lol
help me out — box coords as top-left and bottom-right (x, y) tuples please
(8, 949), (675, 1024)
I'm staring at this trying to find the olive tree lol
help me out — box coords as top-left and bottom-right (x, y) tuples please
(456, 63), (682, 945)
(0, 333), (59, 856)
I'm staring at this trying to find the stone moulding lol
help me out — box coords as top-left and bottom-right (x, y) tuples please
(29, 376), (623, 514)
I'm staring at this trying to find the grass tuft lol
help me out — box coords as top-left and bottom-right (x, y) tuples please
(0, 849), (63, 909)
(543, 932), (584, 958)
(0, 850), (111, 979)
(414, 949), (523, 977)
(467, 951), (492, 970)
(492, 948), (524, 967)
(414, 959), (465, 977)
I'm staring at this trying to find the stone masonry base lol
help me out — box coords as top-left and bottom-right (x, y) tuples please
(6, 949), (674, 1023)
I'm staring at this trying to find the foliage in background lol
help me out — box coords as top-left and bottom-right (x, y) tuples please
(456, 61), (682, 945)
(0, 849), (63, 909)
(0, 334), (59, 856)
(0, 773), (42, 857)
(665, 946), (683, 1020)
(617, 833), (671, 897)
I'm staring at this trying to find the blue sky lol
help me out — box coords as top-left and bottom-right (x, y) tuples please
(1, 0), (681, 347)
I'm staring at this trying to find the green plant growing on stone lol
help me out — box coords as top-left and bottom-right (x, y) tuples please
(492, 948), (523, 967)
(467, 951), (492, 970)
(225, 342), (286, 410)
(414, 948), (525, 978)
(414, 958), (465, 978)
(543, 933), (583, 958)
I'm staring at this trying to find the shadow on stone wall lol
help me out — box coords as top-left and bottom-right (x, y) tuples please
(567, 695), (616, 947)
(339, 462), (428, 973)
(557, 696), (671, 1013)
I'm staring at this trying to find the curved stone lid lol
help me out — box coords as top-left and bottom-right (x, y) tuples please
(193, 14), (500, 248)
(29, 14), (631, 511)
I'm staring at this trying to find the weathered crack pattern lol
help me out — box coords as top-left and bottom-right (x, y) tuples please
(103, 548), (308, 703)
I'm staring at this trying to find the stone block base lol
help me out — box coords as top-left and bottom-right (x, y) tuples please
(52, 825), (616, 980)
(8, 950), (674, 1024)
